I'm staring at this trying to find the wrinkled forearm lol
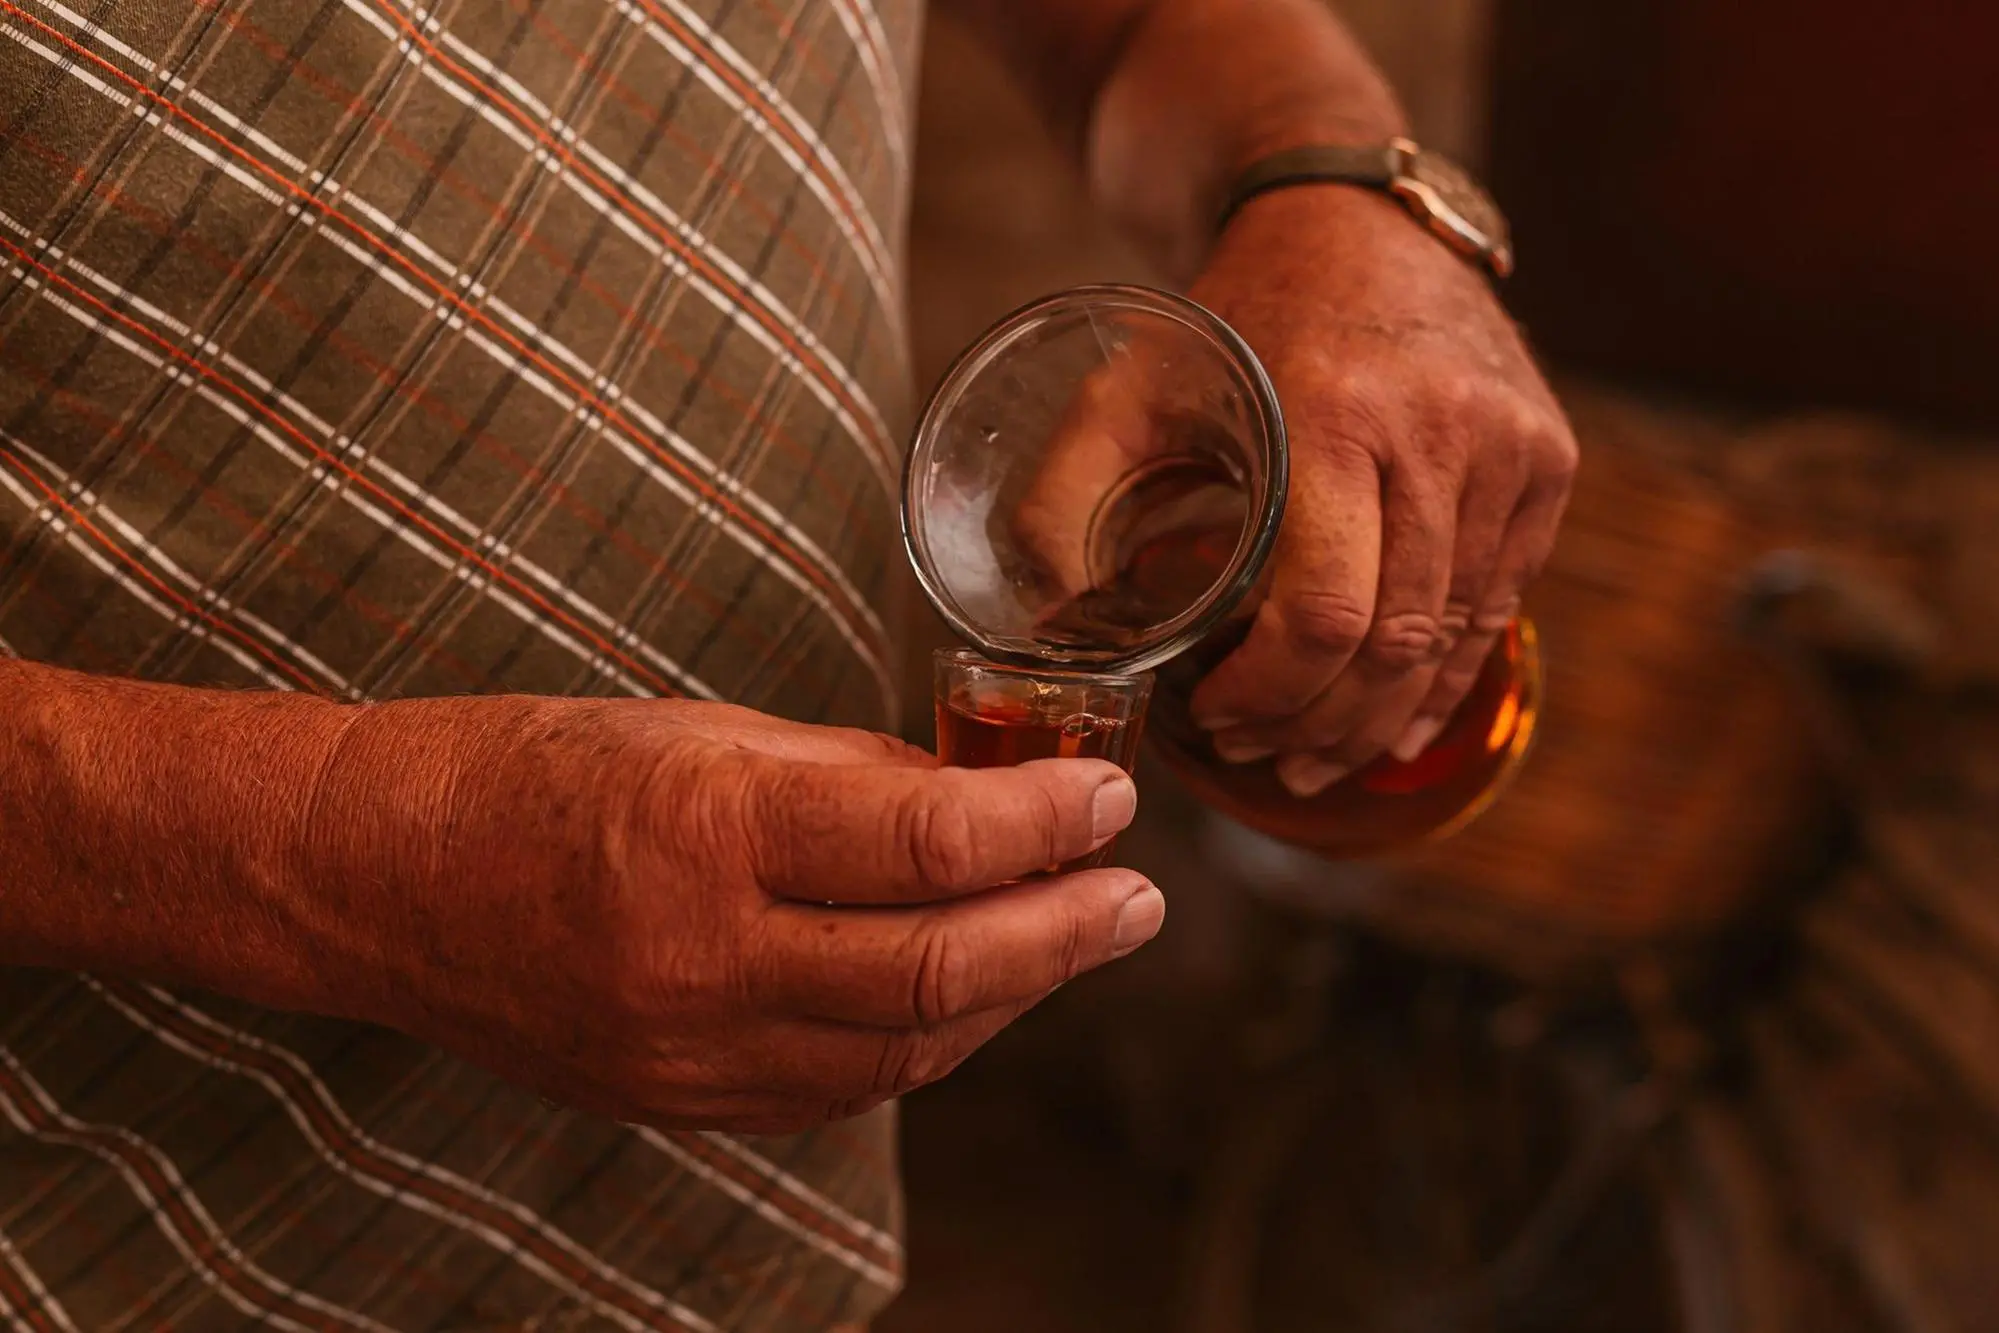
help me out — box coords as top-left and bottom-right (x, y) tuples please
(943, 0), (1408, 281)
(0, 660), (358, 1011)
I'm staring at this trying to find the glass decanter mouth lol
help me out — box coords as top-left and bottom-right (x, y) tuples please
(900, 283), (1288, 677)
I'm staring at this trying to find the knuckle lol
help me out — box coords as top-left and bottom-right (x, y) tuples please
(1281, 588), (1372, 656)
(905, 920), (975, 1025)
(1467, 388), (1576, 477)
(1438, 599), (1474, 646)
(1289, 368), (1398, 457)
(1366, 611), (1449, 673)
(835, 727), (930, 765)
(1032, 778), (1071, 867)
(872, 1031), (953, 1099)
(1491, 389), (1550, 440)
(1472, 592), (1522, 635)
(1272, 342), (1350, 397)
(1431, 373), (1491, 422)
(1053, 905), (1093, 981)
(897, 785), (982, 893)
(739, 755), (817, 882)
(1539, 430), (1580, 485)
(823, 1093), (889, 1124)
(1525, 410), (1580, 478)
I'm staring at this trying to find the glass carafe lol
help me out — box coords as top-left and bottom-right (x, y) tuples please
(902, 284), (1540, 860)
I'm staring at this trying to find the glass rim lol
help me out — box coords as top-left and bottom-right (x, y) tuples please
(932, 645), (1155, 690)
(902, 283), (1289, 676)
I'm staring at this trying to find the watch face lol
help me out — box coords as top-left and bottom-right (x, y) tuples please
(1401, 151), (1514, 277)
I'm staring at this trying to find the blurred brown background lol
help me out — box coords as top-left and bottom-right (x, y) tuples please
(879, 4), (1999, 1330)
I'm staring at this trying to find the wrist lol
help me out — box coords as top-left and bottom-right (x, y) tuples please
(287, 691), (609, 1031)
(1084, 0), (1407, 285)
(0, 663), (360, 1010)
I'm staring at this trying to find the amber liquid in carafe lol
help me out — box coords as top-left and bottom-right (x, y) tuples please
(1032, 482), (1538, 859)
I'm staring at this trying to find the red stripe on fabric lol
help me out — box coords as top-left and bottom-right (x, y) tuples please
(356, 0), (891, 471)
(99, 984), (853, 1325)
(658, 1130), (900, 1268)
(4, 3), (885, 661)
(0, 1245), (61, 1333)
(0, 235), (682, 697)
(0, 363), (496, 692)
(625, 0), (887, 274)
(3, 130), (792, 674)
(107, 983), (901, 1270)
(0, 453), (327, 691)
(0, 539), (116, 670)
(0, 1060), (360, 1333)
(525, 0), (884, 243)
(181, 0), (878, 527)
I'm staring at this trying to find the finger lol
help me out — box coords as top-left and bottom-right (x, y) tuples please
(750, 756), (1139, 903)
(751, 992), (1054, 1110)
(1205, 456), (1458, 779)
(1384, 448), (1526, 760)
(1260, 668), (1436, 799)
(1408, 462), (1570, 733)
(1188, 424), (1385, 729)
(754, 868), (1163, 1026)
(626, 993), (1055, 1131)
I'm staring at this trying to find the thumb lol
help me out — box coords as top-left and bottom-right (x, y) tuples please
(748, 755), (1139, 904)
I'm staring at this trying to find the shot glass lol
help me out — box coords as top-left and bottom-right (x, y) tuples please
(933, 647), (1153, 873)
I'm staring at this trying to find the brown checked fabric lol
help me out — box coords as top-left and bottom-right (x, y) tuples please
(0, 0), (921, 1328)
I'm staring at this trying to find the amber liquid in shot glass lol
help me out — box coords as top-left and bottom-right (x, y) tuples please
(933, 650), (1151, 874)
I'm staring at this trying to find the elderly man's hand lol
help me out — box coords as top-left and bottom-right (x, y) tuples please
(1182, 187), (1577, 796)
(307, 696), (1158, 1133)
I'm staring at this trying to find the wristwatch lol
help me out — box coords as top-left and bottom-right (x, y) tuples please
(1217, 138), (1515, 281)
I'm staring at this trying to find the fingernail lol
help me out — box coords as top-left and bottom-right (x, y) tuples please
(1213, 736), (1276, 764)
(1276, 754), (1350, 798)
(1196, 715), (1240, 732)
(1112, 886), (1166, 955)
(1091, 777), (1138, 843)
(1390, 716), (1444, 764)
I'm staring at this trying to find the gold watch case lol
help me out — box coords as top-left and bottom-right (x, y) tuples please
(1386, 138), (1516, 280)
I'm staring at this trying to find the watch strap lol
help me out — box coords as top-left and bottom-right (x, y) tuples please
(1215, 143), (1405, 234)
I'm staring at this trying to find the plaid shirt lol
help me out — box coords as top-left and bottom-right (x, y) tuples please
(0, 0), (919, 1328)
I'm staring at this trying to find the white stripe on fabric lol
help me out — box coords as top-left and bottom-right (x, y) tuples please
(24, 0), (898, 491)
(2, 436), (358, 696)
(391, 0), (903, 344)
(599, 0), (900, 305)
(0, 1225), (80, 1333)
(337, 0), (901, 488)
(825, 0), (910, 173)
(0, 1048), (396, 1333)
(22, 0), (899, 652)
(0, 460), (302, 692)
(0, 254), (669, 698)
(696, 1130), (902, 1256)
(631, 1128), (898, 1290)
(89, 983), (722, 1333)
